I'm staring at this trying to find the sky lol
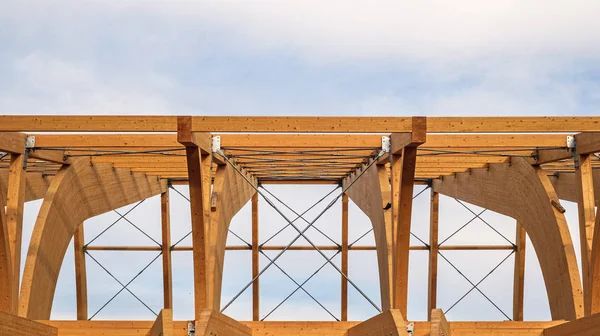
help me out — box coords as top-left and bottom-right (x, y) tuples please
(1, 0), (598, 323)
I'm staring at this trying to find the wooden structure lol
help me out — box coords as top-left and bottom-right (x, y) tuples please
(0, 115), (600, 335)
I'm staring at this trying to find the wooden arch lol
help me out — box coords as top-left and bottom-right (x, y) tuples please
(206, 164), (256, 309)
(17, 158), (166, 319)
(343, 164), (394, 310)
(432, 157), (583, 321)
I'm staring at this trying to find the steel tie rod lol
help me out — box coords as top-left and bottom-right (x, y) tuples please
(260, 250), (340, 321)
(218, 148), (385, 313)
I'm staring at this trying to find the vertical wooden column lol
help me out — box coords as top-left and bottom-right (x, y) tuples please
(73, 223), (87, 320)
(427, 191), (439, 320)
(178, 116), (213, 318)
(341, 193), (349, 321)
(513, 221), (526, 321)
(576, 153), (596, 315)
(161, 190), (173, 310)
(252, 193), (259, 321)
(6, 153), (25, 313)
(391, 118), (426, 316)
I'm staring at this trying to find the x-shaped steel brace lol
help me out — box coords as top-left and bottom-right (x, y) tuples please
(86, 251), (161, 320)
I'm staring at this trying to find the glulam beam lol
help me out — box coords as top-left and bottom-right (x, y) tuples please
(433, 157), (583, 320)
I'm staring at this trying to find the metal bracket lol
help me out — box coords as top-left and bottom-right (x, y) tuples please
(406, 322), (414, 336)
(25, 136), (35, 149)
(566, 135), (576, 150)
(187, 321), (195, 336)
(381, 136), (391, 153)
(212, 136), (221, 153)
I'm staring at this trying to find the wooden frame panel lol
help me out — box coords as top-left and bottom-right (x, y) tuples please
(17, 158), (166, 319)
(433, 157), (583, 320)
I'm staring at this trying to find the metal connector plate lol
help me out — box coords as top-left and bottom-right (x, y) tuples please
(212, 136), (221, 153)
(382, 136), (391, 153)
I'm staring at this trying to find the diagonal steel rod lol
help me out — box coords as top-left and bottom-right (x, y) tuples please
(86, 251), (161, 319)
(261, 187), (340, 247)
(168, 185), (250, 248)
(86, 200), (145, 247)
(113, 209), (162, 247)
(438, 251), (512, 320)
(260, 186), (340, 247)
(438, 209), (487, 246)
(218, 149), (384, 313)
(454, 199), (515, 246)
(444, 250), (515, 315)
(260, 250), (339, 321)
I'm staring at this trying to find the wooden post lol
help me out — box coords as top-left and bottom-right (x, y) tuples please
(6, 153), (25, 313)
(178, 116), (213, 317)
(341, 193), (349, 321)
(252, 193), (259, 321)
(161, 190), (173, 309)
(392, 147), (419, 315)
(576, 153), (596, 315)
(513, 221), (526, 321)
(73, 224), (87, 320)
(427, 191), (439, 320)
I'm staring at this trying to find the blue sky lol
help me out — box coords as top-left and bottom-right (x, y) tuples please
(1, 0), (597, 323)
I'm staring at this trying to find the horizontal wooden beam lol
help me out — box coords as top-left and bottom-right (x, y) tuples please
(576, 132), (600, 155)
(32, 133), (573, 148)
(3, 116), (600, 132)
(0, 132), (26, 154)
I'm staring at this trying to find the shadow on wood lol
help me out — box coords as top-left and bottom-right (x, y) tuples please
(195, 309), (252, 336)
(347, 309), (408, 336)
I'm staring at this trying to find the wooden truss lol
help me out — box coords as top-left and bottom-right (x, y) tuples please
(1, 115), (600, 335)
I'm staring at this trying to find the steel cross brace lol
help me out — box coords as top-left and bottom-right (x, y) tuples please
(218, 148), (385, 313)
(86, 251), (161, 320)
(439, 250), (515, 320)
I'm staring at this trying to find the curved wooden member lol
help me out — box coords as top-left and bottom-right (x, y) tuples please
(18, 158), (166, 319)
(433, 157), (583, 320)
(343, 164), (394, 311)
(550, 171), (600, 205)
(0, 170), (52, 204)
(207, 164), (256, 309)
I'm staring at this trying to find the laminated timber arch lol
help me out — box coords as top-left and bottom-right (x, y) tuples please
(17, 158), (167, 319)
(206, 164), (256, 309)
(432, 157), (583, 321)
(342, 164), (394, 311)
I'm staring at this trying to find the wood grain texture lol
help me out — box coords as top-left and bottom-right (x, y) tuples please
(0, 311), (57, 336)
(3, 115), (600, 132)
(18, 158), (166, 319)
(341, 193), (349, 322)
(550, 171), (600, 205)
(591, 206), (600, 314)
(73, 224), (87, 320)
(343, 164), (393, 311)
(146, 309), (173, 336)
(430, 309), (451, 336)
(433, 157), (583, 320)
(252, 193), (259, 321)
(6, 154), (26, 313)
(195, 309), (252, 336)
(0, 132), (26, 154)
(428, 192), (439, 321)
(576, 154), (596, 316)
(35, 320), (568, 336)
(0, 181), (11, 313)
(392, 146), (419, 315)
(0, 170), (52, 203)
(347, 309), (408, 336)
(206, 164), (256, 310)
(182, 144), (211, 314)
(161, 191), (173, 310)
(513, 222), (526, 321)
(542, 312), (600, 335)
